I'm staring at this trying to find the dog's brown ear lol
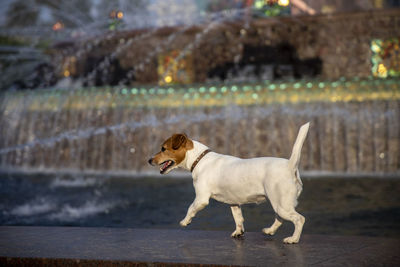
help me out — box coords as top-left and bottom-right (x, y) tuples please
(171, 133), (187, 150)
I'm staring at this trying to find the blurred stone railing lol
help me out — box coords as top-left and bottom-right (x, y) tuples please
(0, 78), (399, 176)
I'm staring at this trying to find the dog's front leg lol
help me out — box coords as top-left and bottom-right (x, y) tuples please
(230, 205), (245, 238)
(180, 196), (209, 227)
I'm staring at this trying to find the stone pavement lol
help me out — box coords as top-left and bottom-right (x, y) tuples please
(0, 226), (399, 266)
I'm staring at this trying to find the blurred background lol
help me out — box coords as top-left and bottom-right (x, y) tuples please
(0, 0), (399, 238)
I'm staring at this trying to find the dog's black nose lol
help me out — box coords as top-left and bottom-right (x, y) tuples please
(148, 158), (153, 165)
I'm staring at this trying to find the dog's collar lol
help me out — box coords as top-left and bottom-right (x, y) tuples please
(190, 149), (211, 172)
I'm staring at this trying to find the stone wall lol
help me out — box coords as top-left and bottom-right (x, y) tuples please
(60, 8), (400, 85)
(189, 8), (400, 81)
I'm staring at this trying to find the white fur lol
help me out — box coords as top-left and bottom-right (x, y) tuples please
(178, 123), (310, 244)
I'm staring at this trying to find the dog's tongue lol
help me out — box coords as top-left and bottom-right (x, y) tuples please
(162, 161), (169, 170)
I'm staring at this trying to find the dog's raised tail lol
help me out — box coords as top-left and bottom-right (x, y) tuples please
(288, 122), (310, 172)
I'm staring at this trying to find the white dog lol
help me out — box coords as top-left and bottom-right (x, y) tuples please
(148, 122), (310, 244)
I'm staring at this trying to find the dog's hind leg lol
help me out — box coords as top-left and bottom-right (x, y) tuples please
(262, 183), (284, 236)
(262, 214), (283, 236)
(230, 205), (245, 238)
(276, 206), (305, 244)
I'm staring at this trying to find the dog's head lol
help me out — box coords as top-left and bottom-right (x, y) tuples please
(148, 133), (194, 174)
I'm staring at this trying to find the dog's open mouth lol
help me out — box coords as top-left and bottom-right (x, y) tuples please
(159, 160), (175, 174)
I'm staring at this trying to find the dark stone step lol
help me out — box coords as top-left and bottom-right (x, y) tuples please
(0, 226), (399, 266)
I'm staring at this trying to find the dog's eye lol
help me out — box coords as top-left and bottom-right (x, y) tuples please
(161, 147), (166, 152)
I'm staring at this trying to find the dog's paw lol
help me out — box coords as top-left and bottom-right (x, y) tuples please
(262, 227), (276, 236)
(179, 219), (191, 227)
(231, 229), (244, 238)
(283, 236), (299, 244)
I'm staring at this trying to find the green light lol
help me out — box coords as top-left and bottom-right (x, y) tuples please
(199, 87), (206, 93)
(210, 87), (216, 93)
(131, 88), (138, 94)
(231, 86), (238, 92)
(268, 84), (276, 90)
(149, 88), (155, 94)
(121, 88), (128, 95)
(158, 88), (166, 94)
(221, 86), (227, 93)
(252, 93), (258, 99)
(255, 0), (264, 9)
(167, 88), (174, 94)
(140, 88), (146, 94)
(294, 83), (301, 89)
(306, 82), (313, 88)
(318, 82), (325, 89)
(280, 84), (286, 90)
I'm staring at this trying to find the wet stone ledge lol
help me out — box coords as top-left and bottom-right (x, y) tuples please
(1, 226), (400, 266)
